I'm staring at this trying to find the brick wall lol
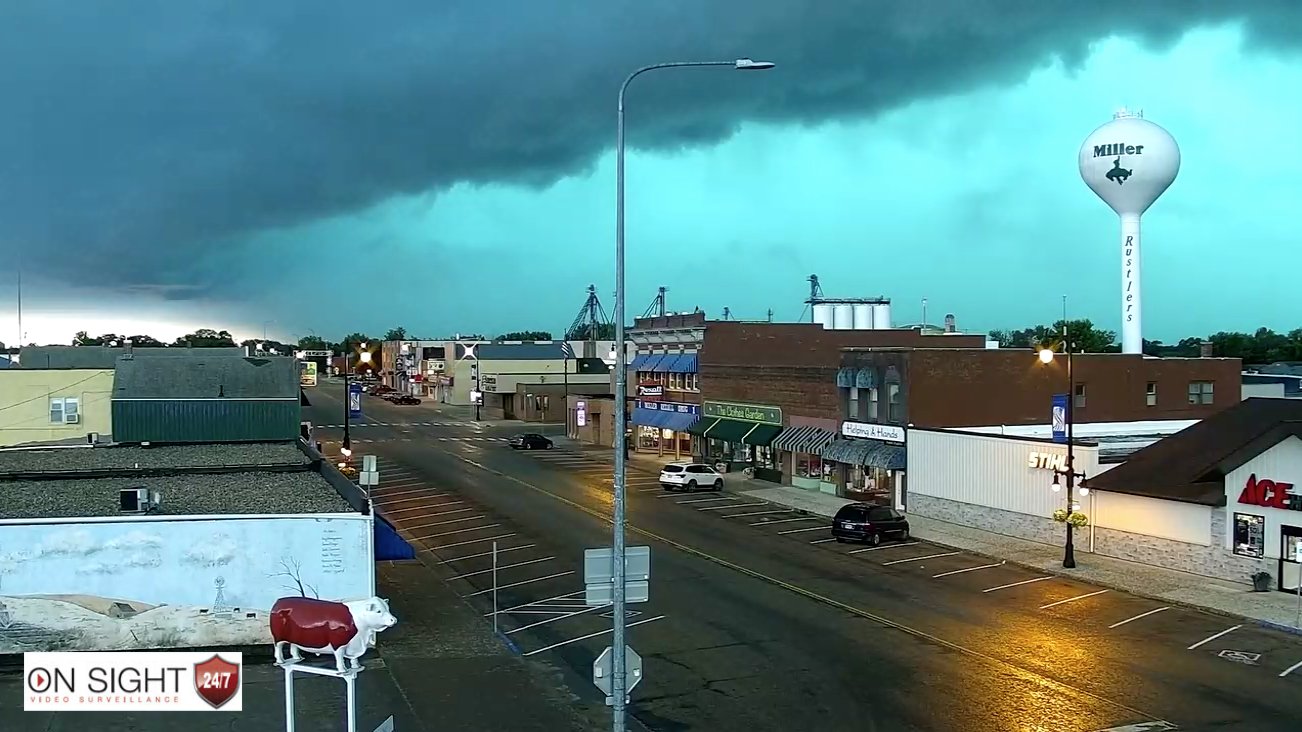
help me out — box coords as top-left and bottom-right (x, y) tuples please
(700, 322), (985, 368)
(701, 364), (839, 423)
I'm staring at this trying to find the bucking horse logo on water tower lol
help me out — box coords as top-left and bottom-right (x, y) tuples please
(1106, 157), (1132, 185)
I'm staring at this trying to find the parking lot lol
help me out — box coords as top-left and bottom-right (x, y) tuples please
(515, 444), (1302, 685)
(366, 455), (671, 663)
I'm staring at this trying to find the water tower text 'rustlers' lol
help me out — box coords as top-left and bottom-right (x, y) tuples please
(1078, 109), (1180, 355)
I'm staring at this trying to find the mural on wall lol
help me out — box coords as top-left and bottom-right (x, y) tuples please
(0, 517), (371, 654)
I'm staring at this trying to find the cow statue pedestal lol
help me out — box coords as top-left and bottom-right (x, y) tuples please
(269, 596), (398, 732)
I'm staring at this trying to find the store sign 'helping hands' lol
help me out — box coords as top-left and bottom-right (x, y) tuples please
(1237, 473), (1299, 511)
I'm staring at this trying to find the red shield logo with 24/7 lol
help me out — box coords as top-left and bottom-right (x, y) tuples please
(193, 654), (242, 709)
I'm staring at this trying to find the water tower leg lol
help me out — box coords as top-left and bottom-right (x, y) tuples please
(1120, 212), (1143, 355)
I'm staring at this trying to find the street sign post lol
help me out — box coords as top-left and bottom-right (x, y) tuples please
(359, 455), (379, 490)
(593, 645), (642, 706)
(584, 546), (650, 606)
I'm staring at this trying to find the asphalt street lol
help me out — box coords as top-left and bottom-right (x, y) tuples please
(310, 382), (1302, 732)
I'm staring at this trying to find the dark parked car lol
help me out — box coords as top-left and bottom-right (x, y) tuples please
(509, 433), (553, 450)
(831, 503), (909, 546)
(392, 395), (421, 405)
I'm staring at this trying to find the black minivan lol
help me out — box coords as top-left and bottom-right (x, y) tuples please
(831, 503), (909, 546)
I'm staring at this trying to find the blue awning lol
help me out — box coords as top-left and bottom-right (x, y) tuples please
(650, 354), (676, 372)
(632, 407), (670, 427)
(660, 410), (698, 432)
(630, 354), (653, 371)
(668, 352), (698, 373)
(641, 354), (666, 372)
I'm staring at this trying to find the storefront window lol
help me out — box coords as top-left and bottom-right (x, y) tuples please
(846, 466), (894, 504)
(797, 454), (821, 479)
(1233, 513), (1265, 558)
(637, 425), (661, 450)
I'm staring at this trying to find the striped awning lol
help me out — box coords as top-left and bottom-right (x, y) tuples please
(670, 352), (698, 373)
(630, 354), (653, 370)
(654, 353), (684, 372)
(640, 354), (666, 372)
(822, 438), (906, 469)
(771, 426), (838, 455)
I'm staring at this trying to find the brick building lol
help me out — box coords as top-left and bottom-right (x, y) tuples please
(692, 322), (987, 485)
(628, 313), (706, 459)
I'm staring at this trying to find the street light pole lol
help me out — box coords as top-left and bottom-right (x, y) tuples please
(342, 347), (352, 463)
(611, 58), (773, 732)
(1062, 327), (1077, 568)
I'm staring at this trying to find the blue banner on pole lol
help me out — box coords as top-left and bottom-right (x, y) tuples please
(349, 383), (363, 419)
(1051, 393), (1068, 443)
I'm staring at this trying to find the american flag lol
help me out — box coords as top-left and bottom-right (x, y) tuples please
(560, 342), (573, 359)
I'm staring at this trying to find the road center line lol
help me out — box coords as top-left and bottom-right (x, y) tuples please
(933, 561), (1004, 578)
(446, 556), (556, 581)
(1038, 589), (1110, 609)
(522, 615), (667, 656)
(882, 552), (960, 566)
(439, 544), (537, 563)
(1107, 607), (1170, 629)
(982, 576), (1051, 593)
(1187, 624), (1242, 650)
(447, 452), (1163, 722)
(848, 541), (919, 554)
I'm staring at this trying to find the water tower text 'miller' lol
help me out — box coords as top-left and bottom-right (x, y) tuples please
(1093, 143), (1145, 157)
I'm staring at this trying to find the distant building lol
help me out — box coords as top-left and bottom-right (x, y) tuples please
(17, 345), (245, 370)
(0, 367), (114, 446)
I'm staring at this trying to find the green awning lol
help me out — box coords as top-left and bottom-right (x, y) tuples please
(703, 418), (754, 443)
(686, 417), (717, 436)
(741, 423), (782, 447)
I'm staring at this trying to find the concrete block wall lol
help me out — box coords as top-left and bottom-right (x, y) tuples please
(909, 494), (1270, 585)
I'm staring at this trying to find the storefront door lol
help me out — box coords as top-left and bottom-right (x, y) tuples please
(1280, 525), (1302, 593)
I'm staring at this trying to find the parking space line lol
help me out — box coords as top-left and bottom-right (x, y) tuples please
(673, 496), (736, 504)
(372, 487), (430, 499)
(377, 494), (448, 507)
(933, 561), (1004, 578)
(1187, 624), (1242, 650)
(1280, 659), (1302, 678)
(447, 556), (556, 581)
(522, 614), (667, 656)
(698, 502), (767, 511)
(439, 544), (537, 563)
(883, 552), (960, 566)
(468, 570), (575, 599)
(848, 541), (920, 554)
(485, 590), (586, 616)
(779, 525), (830, 534)
(1039, 589), (1109, 609)
(721, 509), (794, 519)
(406, 507), (477, 520)
(752, 517), (821, 526)
(1107, 607), (1170, 628)
(385, 501), (462, 514)
(415, 524), (503, 540)
(810, 538), (836, 544)
(426, 533), (517, 550)
(636, 487), (662, 493)
(405, 515), (488, 531)
(982, 576), (1051, 593)
(506, 604), (611, 635)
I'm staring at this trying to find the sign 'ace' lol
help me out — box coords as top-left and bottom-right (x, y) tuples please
(193, 654), (242, 709)
(1237, 473), (1299, 512)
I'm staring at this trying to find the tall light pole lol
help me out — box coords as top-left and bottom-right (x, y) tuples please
(1039, 326), (1085, 568)
(610, 57), (773, 731)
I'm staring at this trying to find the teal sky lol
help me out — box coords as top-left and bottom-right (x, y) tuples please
(4, 19), (1299, 345)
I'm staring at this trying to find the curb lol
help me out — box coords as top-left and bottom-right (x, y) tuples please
(738, 490), (1302, 635)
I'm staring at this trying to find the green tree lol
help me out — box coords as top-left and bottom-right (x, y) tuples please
(124, 334), (166, 347)
(382, 327), (408, 341)
(173, 328), (237, 347)
(567, 323), (615, 340)
(989, 319), (1116, 353)
(297, 335), (330, 351)
(497, 330), (553, 341)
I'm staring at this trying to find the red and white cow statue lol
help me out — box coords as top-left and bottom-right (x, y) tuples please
(269, 596), (397, 673)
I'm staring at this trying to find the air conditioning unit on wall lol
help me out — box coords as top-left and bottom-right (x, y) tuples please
(65, 414), (80, 424)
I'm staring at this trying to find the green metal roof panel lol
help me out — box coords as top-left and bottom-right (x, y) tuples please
(112, 400), (301, 443)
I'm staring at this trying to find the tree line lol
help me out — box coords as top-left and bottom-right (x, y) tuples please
(989, 320), (1302, 364)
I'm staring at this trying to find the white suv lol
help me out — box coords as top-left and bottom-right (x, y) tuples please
(659, 462), (723, 492)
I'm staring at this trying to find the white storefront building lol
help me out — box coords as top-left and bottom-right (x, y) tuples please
(904, 398), (1302, 591)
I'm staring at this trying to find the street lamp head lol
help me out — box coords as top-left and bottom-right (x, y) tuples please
(359, 351), (373, 364)
(1038, 348), (1055, 364)
(735, 58), (776, 70)
(1050, 473), (1062, 491)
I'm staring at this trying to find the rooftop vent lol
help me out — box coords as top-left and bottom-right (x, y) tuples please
(120, 487), (162, 514)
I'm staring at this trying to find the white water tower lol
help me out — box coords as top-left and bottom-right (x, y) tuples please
(1079, 108), (1180, 355)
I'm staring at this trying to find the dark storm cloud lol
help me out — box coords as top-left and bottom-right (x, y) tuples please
(0, 1), (1294, 292)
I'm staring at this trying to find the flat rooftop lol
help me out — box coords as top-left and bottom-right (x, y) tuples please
(955, 419), (1197, 463)
(0, 442), (354, 520)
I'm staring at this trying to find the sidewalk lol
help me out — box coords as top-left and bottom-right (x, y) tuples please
(0, 561), (608, 731)
(733, 481), (1302, 633)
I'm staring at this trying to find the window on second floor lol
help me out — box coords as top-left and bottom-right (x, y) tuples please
(848, 387), (860, 419)
(50, 396), (80, 425)
(887, 384), (901, 422)
(867, 387), (879, 419)
(1074, 382), (1087, 409)
(1188, 381), (1214, 405)
(1146, 382), (1157, 407)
